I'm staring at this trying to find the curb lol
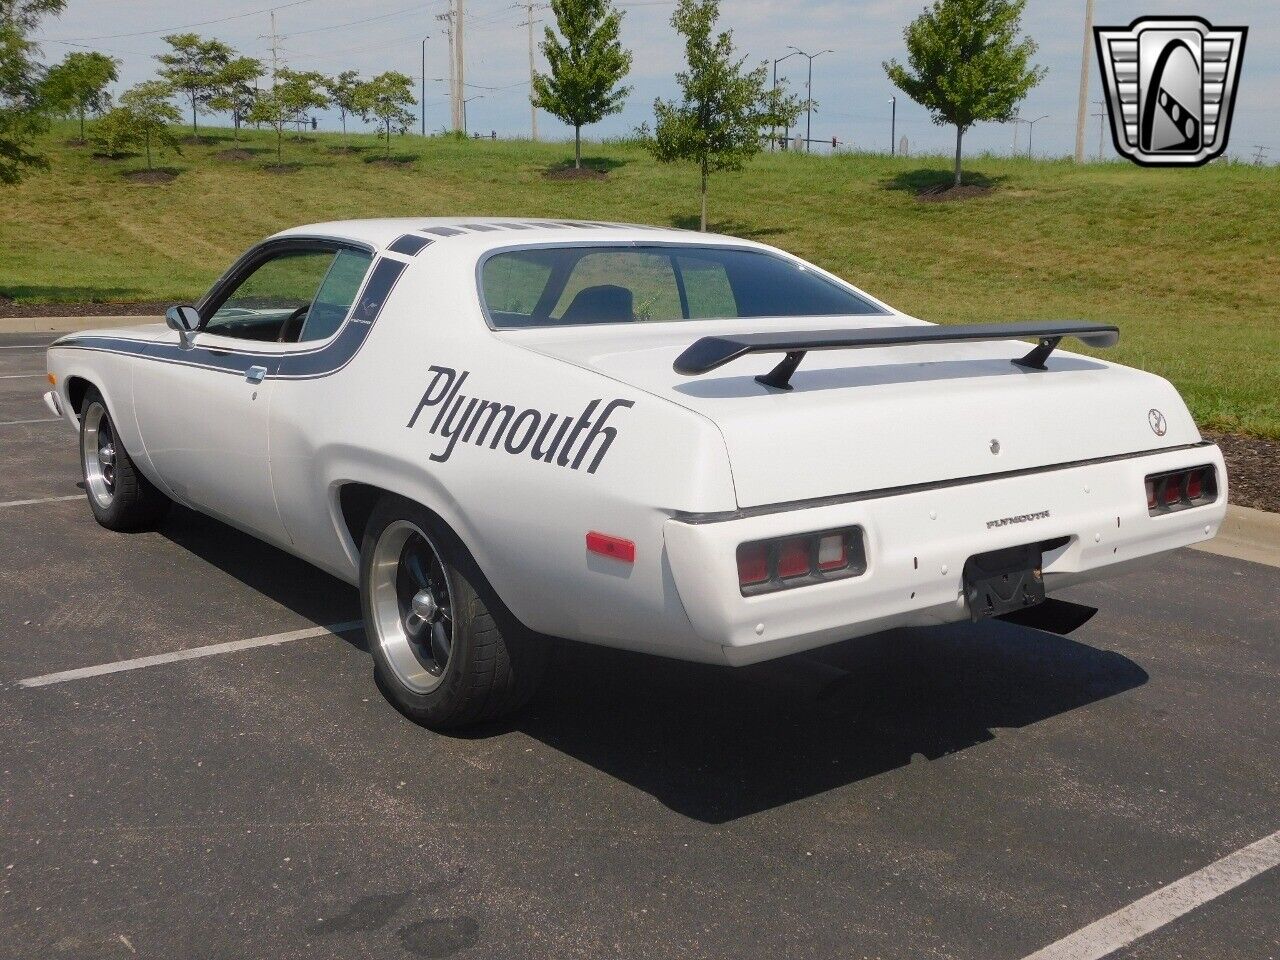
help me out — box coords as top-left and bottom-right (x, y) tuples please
(0, 315), (159, 335)
(1191, 505), (1280, 569)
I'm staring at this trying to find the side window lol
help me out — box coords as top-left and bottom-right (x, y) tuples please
(551, 251), (683, 323)
(298, 249), (374, 342)
(481, 250), (555, 325)
(676, 255), (738, 319)
(205, 250), (336, 343)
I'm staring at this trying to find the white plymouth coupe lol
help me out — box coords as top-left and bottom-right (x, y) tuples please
(45, 219), (1227, 727)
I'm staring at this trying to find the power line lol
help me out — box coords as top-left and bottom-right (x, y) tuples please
(281, 5), (423, 39)
(47, 0), (329, 43)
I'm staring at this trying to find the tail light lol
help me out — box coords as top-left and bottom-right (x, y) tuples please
(736, 527), (866, 595)
(1145, 465), (1217, 516)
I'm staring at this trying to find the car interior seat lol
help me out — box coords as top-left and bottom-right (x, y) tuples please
(558, 284), (634, 324)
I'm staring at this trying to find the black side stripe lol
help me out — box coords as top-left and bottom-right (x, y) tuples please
(53, 257), (407, 382)
(423, 226), (465, 236)
(460, 223), (503, 232)
(387, 233), (434, 256)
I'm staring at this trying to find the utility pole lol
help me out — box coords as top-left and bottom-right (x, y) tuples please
(889, 96), (896, 156)
(1010, 115), (1024, 154)
(787, 46), (832, 153)
(435, 7), (457, 131)
(519, 0), (544, 140)
(1252, 144), (1270, 165)
(260, 10), (285, 88)
(1074, 0), (1095, 163)
(455, 0), (466, 134)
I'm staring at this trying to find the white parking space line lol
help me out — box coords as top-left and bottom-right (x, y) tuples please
(0, 345), (49, 350)
(0, 495), (82, 508)
(0, 373), (44, 379)
(18, 621), (364, 688)
(1020, 829), (1280, 960)
(0, 418), (58, 426)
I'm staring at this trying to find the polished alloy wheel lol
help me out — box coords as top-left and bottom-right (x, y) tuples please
(369, 520), (455, 694)
(81, 402), (116, 509)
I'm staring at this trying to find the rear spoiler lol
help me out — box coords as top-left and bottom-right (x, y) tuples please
(672, 320), (1120, 390)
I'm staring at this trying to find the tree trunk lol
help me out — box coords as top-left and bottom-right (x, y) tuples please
(78, 106), (85, 141)
(699, 161), (708, 232)
(341, 113), (347, 139)
(145, 130), (152, 170)
(574, 126), (581, 169)
(954, 126), (963, 187)
(191, 92), (198, 136)
(386, 121), (392, 158)
(276, 127), (282, 165)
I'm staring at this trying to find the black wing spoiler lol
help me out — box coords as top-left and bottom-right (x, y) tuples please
(672, 320), (1120, 390)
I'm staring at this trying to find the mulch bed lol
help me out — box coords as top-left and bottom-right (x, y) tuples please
(123, 170), (177, 184)
(327, 145), (363, 155)
(64, 138), (88, 147)
(215, 148), (255, 161)
(544, 165), (608, 181)
(915, 184), (994, 202)
(0, 299), (170, 318)
(365, 157), (414, 167)
(1202, 431), (1280, 514)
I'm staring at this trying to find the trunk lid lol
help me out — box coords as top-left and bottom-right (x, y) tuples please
(505, 316), (1200, 509)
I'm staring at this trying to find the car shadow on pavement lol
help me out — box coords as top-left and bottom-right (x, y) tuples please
(158, 506), (363, 638)
(511, 616), (1147, 824)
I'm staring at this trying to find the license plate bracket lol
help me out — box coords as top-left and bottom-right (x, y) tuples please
(963, 543), (1045, 620)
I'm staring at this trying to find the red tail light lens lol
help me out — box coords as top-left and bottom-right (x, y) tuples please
(1145, 465), (1217, 516)
(736, 542), (769, 586)
(777, 539), (811, 578)
(736, 528), (866, 595)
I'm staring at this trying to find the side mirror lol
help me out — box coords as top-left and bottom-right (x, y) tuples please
(165, 305), (200, 348)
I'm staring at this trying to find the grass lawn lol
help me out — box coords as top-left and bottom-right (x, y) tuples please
(2, 123), (1277, 437)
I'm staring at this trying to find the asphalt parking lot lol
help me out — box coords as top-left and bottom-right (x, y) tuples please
(1, 332), (1277, 960)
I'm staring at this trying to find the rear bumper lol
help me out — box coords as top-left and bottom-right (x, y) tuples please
(664, 444), (1228, 665)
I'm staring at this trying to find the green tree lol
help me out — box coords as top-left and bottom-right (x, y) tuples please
(208, 55), (263, 141)
(531, 0), (631, 169)
(156, 32), (233, 135)
(353, 71), (415, 159)
(0, 0), (67, 185)
(90, 102), (137, 157)
(42, 50), (118, 141)
(883, 0), (1044, 186)
(246, 68), (327, 164)
(323, 70), (361, 138)
(114, 80), (182, 169)
(649, 0), (798, 230)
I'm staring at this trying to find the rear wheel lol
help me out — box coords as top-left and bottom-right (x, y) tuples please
(79, 387), (170, 531)
(360, 497), (548, 729)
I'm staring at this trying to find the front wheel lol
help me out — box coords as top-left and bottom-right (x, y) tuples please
(79, 387), (170, 531)
(360, 497), (548, 729)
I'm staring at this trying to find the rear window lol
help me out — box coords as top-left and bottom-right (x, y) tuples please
(480, 245), (885, 328)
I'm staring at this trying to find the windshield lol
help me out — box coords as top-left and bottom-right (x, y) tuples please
(480, 245), (886, 328)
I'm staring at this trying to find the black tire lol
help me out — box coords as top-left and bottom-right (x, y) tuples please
(360, 495), (548, 729)
(78, 386), (171, 531)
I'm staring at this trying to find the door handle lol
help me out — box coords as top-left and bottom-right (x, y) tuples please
(245, 365), (268, 384)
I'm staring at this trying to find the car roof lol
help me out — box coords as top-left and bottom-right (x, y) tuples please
(270, 217), (762, 253)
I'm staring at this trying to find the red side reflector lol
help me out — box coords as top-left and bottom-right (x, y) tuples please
(737, 542), (769, 586)
(777, 538), (811, 578)
(1163, 476), (1182, 506)
(586, 531), (635, 564)
(1146, 479), (1156, 510)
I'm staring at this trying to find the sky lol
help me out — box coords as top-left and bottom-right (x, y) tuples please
(32, 0), (1280, 162)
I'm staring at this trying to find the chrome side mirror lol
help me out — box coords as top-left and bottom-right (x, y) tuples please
(165, 305), (200, 348)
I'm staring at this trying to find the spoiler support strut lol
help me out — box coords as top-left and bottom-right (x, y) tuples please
(673, 321), (1120, 391)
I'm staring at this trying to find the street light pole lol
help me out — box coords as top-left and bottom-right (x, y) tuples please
(772, 51), (801, 151)
(427, 36), (437, 136)
(462, 94), (483, 136)
(1026, 114), (1048, 156)
(890, 96), (896, 155)
(788, 47), (832, 153)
